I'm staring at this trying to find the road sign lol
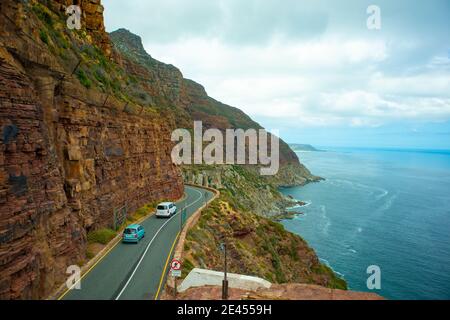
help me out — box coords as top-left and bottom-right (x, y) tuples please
(171, 269), (181, 277)
(170, 259), (181, 271)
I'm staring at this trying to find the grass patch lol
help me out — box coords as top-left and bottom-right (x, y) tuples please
(313, 264), (348, 290)
(39, 29), (49, 45)
(32, 3), (54, 27)
(86, 247), (95, 260)
(182, 258), (195, 278)
(76, 69), (92, 88)
(87, 228), (116, 245)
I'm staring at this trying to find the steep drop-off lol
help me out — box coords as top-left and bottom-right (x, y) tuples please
(182, 196), (347, 289)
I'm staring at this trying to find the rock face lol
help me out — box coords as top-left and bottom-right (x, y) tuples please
(0, 0), (183, 299)
(109, 30), (320, 216)
(182, 164), (320, 217)
(50, 0), (112, 55)
(163, 284), (384, 300)
(109, 28), (313, 169)
(0, 0), (320, 300)
(182, 165), (291, 217)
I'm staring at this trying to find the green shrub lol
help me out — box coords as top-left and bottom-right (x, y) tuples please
(86, 248), (95, 260)
(39, 30), (49, 45)
(313, 264), (348, 290)
(87, 228), (116, 245)
(134, 207), (148, 218)
(54, 32), (69, 49)
(181, 258), (195, 278)
(93, 68), (109, 86)
(76, 69), (92, 88)
(32, 4), (54, 26)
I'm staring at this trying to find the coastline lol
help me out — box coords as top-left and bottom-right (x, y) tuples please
(279, 148), (450, 299)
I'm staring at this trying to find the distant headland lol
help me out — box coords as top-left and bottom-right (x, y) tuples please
(289, 144), (323, 152)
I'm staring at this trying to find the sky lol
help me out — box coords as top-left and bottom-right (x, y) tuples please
(103, 0), (450, 149)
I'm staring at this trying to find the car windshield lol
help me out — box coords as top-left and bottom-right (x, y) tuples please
(157, 205), (166, 210)
(124, 228), (136, 234)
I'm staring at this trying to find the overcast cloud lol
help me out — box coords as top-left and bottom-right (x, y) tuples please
(103, 0), (450, 148)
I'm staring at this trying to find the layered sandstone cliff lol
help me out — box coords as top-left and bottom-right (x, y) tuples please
(0, 0), (183, 299)
(1, 0), (322, 300)
(110, 29), (321, 216)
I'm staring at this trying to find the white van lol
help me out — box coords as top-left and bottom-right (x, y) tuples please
(156, 202), (177, 218)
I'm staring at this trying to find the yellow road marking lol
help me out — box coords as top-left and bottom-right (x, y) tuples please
(58, 239), (121, 300)
(154, 231), (180, 300)
(58, 188), (196, 300)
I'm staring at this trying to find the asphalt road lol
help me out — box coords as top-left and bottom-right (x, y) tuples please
(61, 185), (214, 300)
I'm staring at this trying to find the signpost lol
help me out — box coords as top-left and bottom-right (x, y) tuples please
(170, 259), (182, 295)
(171, 269), (181, 277)
(220, 242), (228, 300)
(171, 259), (182, 271)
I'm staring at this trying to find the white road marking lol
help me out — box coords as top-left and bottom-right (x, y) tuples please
(115, 187), (205, 300)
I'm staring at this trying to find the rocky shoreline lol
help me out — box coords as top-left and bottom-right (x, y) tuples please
(182, 164), (321, 219)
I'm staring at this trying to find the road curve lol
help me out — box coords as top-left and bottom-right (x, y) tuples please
(61, 185), (214, 300)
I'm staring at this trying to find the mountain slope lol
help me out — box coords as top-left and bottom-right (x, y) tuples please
(0, 0), (183, 299)
(182, 197), (347, 289)
(1, 0), (322, 299)
(109, 28), (314, 170)
(110, 29), (320, 216)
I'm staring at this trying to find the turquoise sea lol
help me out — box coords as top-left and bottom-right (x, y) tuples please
(280, 147), (450, 300)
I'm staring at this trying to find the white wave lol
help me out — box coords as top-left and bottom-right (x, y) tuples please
(378, 193), (398, 212)
(319, 258), (345, 278)
(286, 200), (312, 210)
(318, 205), (331, 236)
(375, 188), (389, 200)
(302, 200), (312, 208)
(293, 213), (307, 219)
(329, 179), (388, 200)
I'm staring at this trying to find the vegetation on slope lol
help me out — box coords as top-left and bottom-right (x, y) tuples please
(27, 0), (338, 291)
(183, 196), (347, 289)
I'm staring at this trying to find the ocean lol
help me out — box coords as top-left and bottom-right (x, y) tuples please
(280, 147), (450, 300)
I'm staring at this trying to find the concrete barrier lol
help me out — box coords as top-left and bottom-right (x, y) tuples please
(178, 268), (272, 293)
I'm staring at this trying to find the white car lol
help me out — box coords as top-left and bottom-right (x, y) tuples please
(156, 202), (177, 218)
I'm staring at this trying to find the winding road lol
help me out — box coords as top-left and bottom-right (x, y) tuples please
(60, 185), (214, 300)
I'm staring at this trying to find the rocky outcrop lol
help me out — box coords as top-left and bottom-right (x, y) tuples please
(181, 164), (319, 217)
(48, 0), (112, 55)
(0, 0), (183, 299)
(182, 199), (347, 289)
(182, 165), (292, 217)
